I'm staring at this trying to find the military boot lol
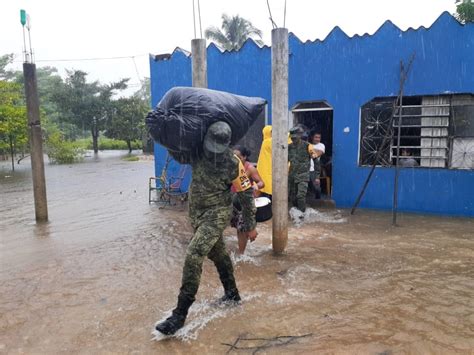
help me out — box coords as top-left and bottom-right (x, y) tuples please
(219, 288), (241, 303)
(215, 261), (241, 304)
(297, 198), (306, 213)
(155, 293), (193, 335)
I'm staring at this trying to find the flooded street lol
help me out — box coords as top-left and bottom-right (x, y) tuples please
(1, 152), (473, 354)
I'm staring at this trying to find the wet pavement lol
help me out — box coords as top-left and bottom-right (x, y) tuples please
(1, 152), (473, 354)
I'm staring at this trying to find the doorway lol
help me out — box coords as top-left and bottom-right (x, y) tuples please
(291, 100), (334, 198)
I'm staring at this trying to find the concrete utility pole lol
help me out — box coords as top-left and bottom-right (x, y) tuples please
(271, 28), (289, 254)
(23, 62), (48, 222)
(191, 39), (207, 88)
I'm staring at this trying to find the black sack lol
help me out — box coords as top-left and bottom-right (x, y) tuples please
(145, 87), (266, 163)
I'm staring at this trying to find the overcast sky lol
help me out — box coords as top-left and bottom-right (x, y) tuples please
(1, 0), (456, 92)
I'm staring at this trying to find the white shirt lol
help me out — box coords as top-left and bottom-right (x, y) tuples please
(310, 143), (326, 172)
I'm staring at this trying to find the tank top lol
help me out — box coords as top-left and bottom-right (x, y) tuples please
(231, 156), (252, 192)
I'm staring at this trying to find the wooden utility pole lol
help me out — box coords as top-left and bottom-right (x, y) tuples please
(191, 39), (207, 88)
(271, 28), (289, 254)
(23, 62), (48, 222)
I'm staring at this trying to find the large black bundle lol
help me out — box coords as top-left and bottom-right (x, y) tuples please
(146, 87), (266, 163)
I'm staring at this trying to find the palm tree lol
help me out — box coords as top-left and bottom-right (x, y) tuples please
(205, 14), (263, 51)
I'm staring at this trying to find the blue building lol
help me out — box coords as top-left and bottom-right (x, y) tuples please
(150, 12), (474, 217)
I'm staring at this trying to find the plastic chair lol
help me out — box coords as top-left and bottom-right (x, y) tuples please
(149, 154), (189, 206)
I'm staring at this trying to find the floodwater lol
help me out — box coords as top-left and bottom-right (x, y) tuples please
(1, 152), (473, 354)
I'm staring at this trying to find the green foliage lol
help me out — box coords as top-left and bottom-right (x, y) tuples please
(1, 53), (150, 158)
(205, 14), (263, 51)
(105, 96), (147, 152)
(122, 155), (139, 161)
(51, 70), (129, 153)
(0, 54), (16, 81)
(133, 77), (151, 106)
(75, 136), (142, 150)
(0, 81), (27, 157)
(456, 0), (474, 23)
(45, 128), (84, 164)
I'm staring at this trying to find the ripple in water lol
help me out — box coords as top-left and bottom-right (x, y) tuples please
(289, 207), (347, 227)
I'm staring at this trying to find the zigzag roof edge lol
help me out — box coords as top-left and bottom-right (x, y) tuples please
(152, 11), (468, 61)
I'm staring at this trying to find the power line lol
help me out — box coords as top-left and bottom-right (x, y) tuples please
(192, 0), (197, 38)
(266, 0), (277, 29)
(197, 0), (203, 38)
(13, 53), (148, 63)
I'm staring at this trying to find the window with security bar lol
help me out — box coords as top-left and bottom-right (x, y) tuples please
(359, 94), (474, 170)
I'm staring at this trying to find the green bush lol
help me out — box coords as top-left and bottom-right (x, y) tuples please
(46, 131), (84, 164)
(74, 138), (91, 150)
(74, 137), (142, 150)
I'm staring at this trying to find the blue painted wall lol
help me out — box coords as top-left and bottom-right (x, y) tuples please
(150, 50), (192, 191)
(150, 12), (474, 216)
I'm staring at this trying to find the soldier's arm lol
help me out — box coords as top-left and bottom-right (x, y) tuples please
(235, 189), (257, 232)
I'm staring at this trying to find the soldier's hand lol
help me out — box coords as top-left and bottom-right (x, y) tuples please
(247, 229), (258, 242)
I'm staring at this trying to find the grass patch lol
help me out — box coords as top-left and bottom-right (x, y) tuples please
(74, 137), (142, 150)
(122, 155), (140, 161)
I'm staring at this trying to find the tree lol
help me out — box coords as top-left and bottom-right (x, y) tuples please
(455, 0), (474, 23)
(105, 96), (147, 153)
(0, 81), (27, 171)
(0, 54), (16, 81)
(52, 70), (128, 153)
(134, 77), (151, 105)
(133, 78), (154, 153)
(12, 66), (83, 140)
(205, 14), (263, 51)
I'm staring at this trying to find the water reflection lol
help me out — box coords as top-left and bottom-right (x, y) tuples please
(33, 221), (51, 239)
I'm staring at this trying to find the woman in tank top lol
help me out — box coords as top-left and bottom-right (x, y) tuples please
(231, 146), (265, 254)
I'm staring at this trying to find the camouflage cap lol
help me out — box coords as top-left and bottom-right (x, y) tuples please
(204, 121), (232, 153)
(289, 126), (304, 137)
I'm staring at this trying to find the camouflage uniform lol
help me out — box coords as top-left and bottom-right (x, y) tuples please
(181, 149), (240, 305)
(288, 140), (312, 212)
(156, 121), (242, 336)
(309, 157), (322, 199)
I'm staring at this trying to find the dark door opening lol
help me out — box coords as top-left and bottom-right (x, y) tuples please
(292, 101), (334, 198)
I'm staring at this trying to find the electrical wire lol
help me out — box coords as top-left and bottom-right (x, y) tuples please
(197, 0), (203, 38)
(266, 0), (277, 29)
(13, 54), (148, 63)
(192, 0), (197, 38)
(131, 56), (142, 83)
(283, 0), (287, 28)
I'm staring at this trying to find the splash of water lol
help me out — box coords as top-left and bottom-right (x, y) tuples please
(289, 207), (347, 227)
(152, 292), (263, 342)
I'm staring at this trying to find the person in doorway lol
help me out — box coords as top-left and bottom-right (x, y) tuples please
(231, 145), (263, 254)
(288, 126), (317, 212)
(155, 122), (246, 336)
(399, 148), (418, 167)
(256, 125), (273, 198)
(309, 132), (326, 199)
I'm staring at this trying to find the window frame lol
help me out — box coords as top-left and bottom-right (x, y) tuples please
(358, 94), (474, 170)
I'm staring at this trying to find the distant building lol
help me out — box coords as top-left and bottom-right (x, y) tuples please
(149, 12), (474, 217)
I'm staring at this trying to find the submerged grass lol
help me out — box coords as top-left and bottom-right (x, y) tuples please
(122, 155), (140, 161)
